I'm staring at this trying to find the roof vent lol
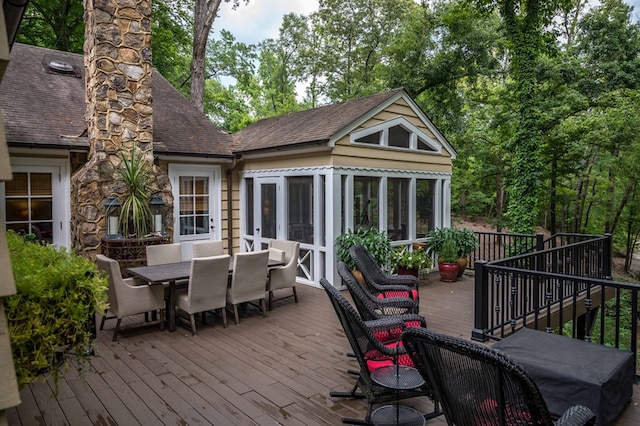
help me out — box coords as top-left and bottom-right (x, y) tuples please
(48, 59), (74, 74)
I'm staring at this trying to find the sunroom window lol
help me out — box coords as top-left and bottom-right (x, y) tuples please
(354, 132), (381, 145)
(354, 176), (379, 229)
(387, 178), (409, 241)
(417, 136), (437, 152)
(416, 179), (436, 238)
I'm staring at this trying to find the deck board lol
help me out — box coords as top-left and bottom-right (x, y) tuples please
(5, 272), (639, 425)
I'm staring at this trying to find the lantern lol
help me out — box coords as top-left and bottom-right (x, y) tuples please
(149, 195), (166, 235)
(104, 197), (122, 238)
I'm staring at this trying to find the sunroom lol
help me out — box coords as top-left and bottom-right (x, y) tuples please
(234, 88), (456, 287)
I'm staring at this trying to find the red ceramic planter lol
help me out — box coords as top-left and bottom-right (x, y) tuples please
(438, 262), (459, 282)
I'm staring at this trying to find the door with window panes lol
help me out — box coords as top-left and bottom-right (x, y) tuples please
(169, 165), (220, 247)
(2, 166), (63, 245)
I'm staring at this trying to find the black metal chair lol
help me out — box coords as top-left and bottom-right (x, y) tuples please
(349, 244), (420, 302)
(319, 277), (439, 424)
(338, 261), (423, 323)
(401, 327), (597, 426)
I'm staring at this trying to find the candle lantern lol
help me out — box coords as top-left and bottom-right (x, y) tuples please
(149, 195), (166, 235)
(104, 197), (122, 238)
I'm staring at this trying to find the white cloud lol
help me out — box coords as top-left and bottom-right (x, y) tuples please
(214, 0), (320, 45)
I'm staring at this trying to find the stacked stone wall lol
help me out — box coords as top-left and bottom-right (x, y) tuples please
(71, 0), (172, 258)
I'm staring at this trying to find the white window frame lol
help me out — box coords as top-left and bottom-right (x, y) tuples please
(350, 116), (442, 154)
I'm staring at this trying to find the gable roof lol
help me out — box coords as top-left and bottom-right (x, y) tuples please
(0, 44), (234, 157)
(234, 88), (456, 158)
(234, 88), (405, 152)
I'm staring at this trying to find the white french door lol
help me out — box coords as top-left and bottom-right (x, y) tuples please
(168, 164), (221, 257)
(253, 177), (283, 250)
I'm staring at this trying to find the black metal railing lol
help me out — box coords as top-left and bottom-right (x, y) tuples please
(469, 232), (543, 270)
(471, 233), (640, 377)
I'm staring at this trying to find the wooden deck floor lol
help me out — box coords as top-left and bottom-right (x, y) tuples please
(6, 273), (640, 425)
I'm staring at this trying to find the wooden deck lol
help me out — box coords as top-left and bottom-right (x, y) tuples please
(6, 273), (640, 425)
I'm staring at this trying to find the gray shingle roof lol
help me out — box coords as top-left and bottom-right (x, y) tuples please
(0, 44), (234, 157)
(234, 88), (405, 153)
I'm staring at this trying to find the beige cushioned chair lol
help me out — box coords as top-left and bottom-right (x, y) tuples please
(227, 250), (269, 325)
(192, 240), (224, 258)
(96, 254), (165, 341)
(176, 255), (230, 335)
(146, 243), (182, 265)
(267, 240), (300, 310)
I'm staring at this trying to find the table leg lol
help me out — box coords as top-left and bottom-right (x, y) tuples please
(168, 280), (176, 332)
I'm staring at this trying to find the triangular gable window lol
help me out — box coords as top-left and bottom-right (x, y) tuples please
(350, 117), (442, 154)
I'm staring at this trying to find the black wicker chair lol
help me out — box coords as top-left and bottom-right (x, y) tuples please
(338, 261), (423, 323)
(401, 328), (596, 426)
(349, 244), (420, 302)
(319, 278), (439, 424)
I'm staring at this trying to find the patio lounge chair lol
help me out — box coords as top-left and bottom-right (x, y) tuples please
(337, 261), (423, 322)
(401, 327), (596, 426)
(319, 278), (439, 424)
(349, 244), (420, 302)
(96, 254), (165, 341)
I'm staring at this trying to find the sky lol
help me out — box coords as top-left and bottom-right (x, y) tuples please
(214, 0), (639, 46)
(214, 0), (320, 45)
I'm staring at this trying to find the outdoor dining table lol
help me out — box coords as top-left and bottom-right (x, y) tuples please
(128, 256), (284, 332)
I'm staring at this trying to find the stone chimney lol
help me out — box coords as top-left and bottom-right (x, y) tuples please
(71, 0), (171, 257)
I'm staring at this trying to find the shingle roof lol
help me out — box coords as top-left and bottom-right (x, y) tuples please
(0, 44), (234, 157)
(234, 88), (405, 153)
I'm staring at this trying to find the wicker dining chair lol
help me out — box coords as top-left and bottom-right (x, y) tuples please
(401, 327), (596, 426)
(319, 278), (439, 424)
(349, 244), (419, 301)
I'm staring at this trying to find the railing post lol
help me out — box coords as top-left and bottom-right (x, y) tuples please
(603, 233), (612, 279)
(472, 260), (489, 341)
(535, 233), (544, 251)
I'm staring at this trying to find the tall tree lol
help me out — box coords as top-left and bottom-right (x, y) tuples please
(16, 0), (84, 53)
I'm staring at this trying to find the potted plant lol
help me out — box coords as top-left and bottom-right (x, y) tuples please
(335, 227), (392, 279)
(391, 245), (433, 278)
(113, 149), (154, 238)
(451, 227), (479, 277)
(5, 231), (108, 389)
(436, 237), (460, 282)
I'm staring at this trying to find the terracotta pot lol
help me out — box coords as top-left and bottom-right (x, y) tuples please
(397, 267), (419, 278)
(456, 256), (468, 278)
(438, 262), (459, 282)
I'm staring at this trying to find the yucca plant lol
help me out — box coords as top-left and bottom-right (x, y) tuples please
(114, 149), (153, 238)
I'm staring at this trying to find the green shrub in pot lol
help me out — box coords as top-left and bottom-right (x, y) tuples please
(5, 231), (108, 388)
(335, 227), (392, 271)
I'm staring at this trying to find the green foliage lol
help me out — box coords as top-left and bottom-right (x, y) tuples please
(426, 227), (478, 258)
(391, 246), (433, 271)
(335, 227), (393, 270)
(114, 150), (154, 238)
(438, 238), (459, 263)
(5, 231), (108, 389)
(16, 0), (84, 53)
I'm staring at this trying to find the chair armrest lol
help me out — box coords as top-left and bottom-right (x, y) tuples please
(365, 317), (406, 332)
(372, 297), (420, 315)
(380, 274), (419, 288)
(555, 405), (596, 426)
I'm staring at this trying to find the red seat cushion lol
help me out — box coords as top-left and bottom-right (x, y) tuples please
(364, 341), (414, 370)
(376, 289), (418, 300)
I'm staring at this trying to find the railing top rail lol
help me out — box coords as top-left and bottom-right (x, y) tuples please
(473, 231), (541, 238)
(486, 234), (609, 266)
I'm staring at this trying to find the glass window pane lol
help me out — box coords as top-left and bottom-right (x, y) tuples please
(416, 179), (435, 237)
(387, 178), (409, 241)
(179, 177), (193, 195)
(388, 125), (410, 148)
(195, 196), (208, 213)
(194, 177), (208, 195)
(30, 173), (52, 195)
(5, 173), (28, 196)
(179, 197), (194, 215)
(31, 199), (52, 220)
(355, 132), (380, 145)
(180, 217), (194, 235)
(6, 198), (28, 221)
(287, 177), (313, 244)
(246, 178), (254, 235)
(195, 216), (208, 234)
(261, 183), (277, 239)
(417, 137), (436, 151)
(354, 176), (379, 229)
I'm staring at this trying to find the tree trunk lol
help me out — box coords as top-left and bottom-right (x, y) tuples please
(189, 0), (223, 112)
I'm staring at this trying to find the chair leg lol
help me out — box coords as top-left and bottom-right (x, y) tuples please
(260, 299), (267, 317)
(268, 291), (274, 311)
(221, 308), (228, 328)
(112, 318), (122, 342)
(233, 305), (240, 325)
(100, 310), (107, 330)
(292, 286), (298, 303)
(159, 309), (165, 331)
(189, 314), (197, 336)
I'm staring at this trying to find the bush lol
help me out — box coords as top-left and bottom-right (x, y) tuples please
(335, 227), (392, 270)
(5, 231), (107, 388)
